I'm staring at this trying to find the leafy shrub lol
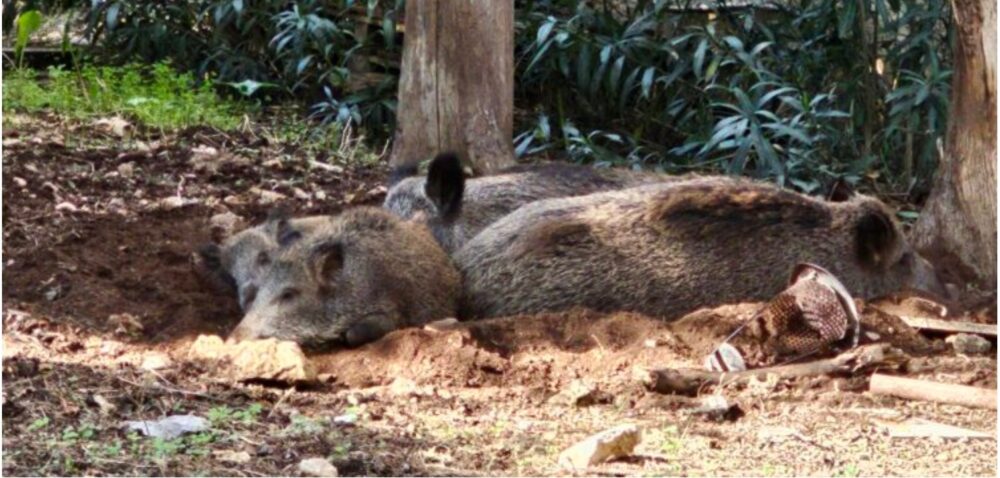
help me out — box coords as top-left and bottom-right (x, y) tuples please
(81, 0), (402, 137)
(18, 0), (950, 195)
(516, 0), (952, 196)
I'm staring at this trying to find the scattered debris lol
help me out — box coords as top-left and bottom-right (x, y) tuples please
(641, 344), (905, 396)
(423, 318), (462, 333)
(897, 316), (997, 337)
(875, 418), (993, 439)
(686, 395), (744, 421)
(308, 160), (344, 174)
(704, 342), (747, 372)
(140, 352), (173, 371)
(93, 116), (133, 138)
(154, 196), (197, 211)
(945, 333), (993, 355)
(557, 424), (641, 470)
(117, 162), (135, 178)
(43, 285), (64, 302)
(108, 313), (144, 337)
(124, 414), (209, 439)
(869, 374), (997, 409)
(333, 413), (358, 426)
(91, 394), (117, 415)
(251, 187), (287, 205)
(213, 449), (253, 464)
(548, 379), (612, 407)
(188, 335), (316, 383)
(298, 457), (339, 477)
(54, 201), (79, 213)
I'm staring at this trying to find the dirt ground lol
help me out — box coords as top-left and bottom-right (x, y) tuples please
(2, 114), (997, 476)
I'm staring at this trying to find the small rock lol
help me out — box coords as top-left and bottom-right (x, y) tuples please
(54, 202), (78, 213)
(423, 318), (461, 333)
(109, 313), (144, 337)
(332, 413), (358, 426)
(388, 377), (419, 397)
(94, 116), (133, 138)
(314, 190), (328, 201)
(191, 145), (220, 162)
(298, 457), (338, 477)
(92, 394), (117, 415)
(117, 162), (135, 178)
(687, 395), (744, 422)
(292, 187), (311, 200)
(188, 335), (316, 383)
(213, 450), (252, 464)
(946, 333), (992, 355)
(124, 414), (209, 439)
(140, 352), (173, 371)
(43, 285), (64, 302)
(252, 188), (286, 205)
(156, 196), (196, 210)
(558, 424), (641, 470)
(12, 177), (27, 188)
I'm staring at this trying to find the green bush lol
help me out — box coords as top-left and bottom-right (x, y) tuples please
(16, 0), (950, 196)
(515, 0), (952, 196)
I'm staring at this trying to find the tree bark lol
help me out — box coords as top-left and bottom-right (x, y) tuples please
(389, 0), (516, 175)
(912, 0), (996, 290)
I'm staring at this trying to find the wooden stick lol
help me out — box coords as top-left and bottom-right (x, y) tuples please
(640, 344), (904, 396)
(869, 374), (997, 409)
(898, 316), (997, 337)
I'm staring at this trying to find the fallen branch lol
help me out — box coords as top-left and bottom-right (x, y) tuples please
(897, 316), (997, 337)
(639, 344), (905, 396)
(869, 374), (997, 410)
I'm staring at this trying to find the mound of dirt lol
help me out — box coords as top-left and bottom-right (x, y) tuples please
(314, 304), (944, 390)
(2, 117), (387, 344)
(314, 310), (688, 390)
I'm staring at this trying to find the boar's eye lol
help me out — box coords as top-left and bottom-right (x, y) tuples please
(278, 288), (300, 302)
(256, 251), (271, 267)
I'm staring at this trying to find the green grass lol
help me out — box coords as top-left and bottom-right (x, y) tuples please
(3, 62), (246, 131)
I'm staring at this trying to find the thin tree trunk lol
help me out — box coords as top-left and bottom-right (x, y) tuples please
(913, 0), (997, 289)
(389, 0), (515, 175)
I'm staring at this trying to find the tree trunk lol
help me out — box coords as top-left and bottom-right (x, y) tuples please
(912, 0), (996, 290)
(389, 0), (515, 175)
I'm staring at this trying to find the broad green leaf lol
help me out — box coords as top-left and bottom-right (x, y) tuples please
(693, 38), (708, 80)
(537, 18), (556, 45)
(15, 10), (43, 60)
(641, 66), (655, 98)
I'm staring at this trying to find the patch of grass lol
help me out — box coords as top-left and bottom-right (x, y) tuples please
(27, 416), (51, 431)
(834, 463), (861, 477)
(2, 62), (247, 131)
(206, 403), (263, 427)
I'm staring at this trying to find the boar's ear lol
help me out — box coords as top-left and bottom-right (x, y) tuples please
(388, 162), (420, 187)
(827, 178), (855, 202)
(424, 152), (465, 222)
(855, 208), (900, 270)
(310, 240), (344, 285)
(266, 207), (302, 247)
(195, 243), (237, 293)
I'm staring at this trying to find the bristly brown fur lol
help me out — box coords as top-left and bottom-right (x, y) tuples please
(511, 217), (592, 260)
(645, 180), (831, 229)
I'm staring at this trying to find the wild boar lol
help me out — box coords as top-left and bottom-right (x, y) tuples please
(228, 207), (461, 347)
(196, 213), (328, 310)
(451, 177), (943, 319)
(384, 153), (678, 253)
